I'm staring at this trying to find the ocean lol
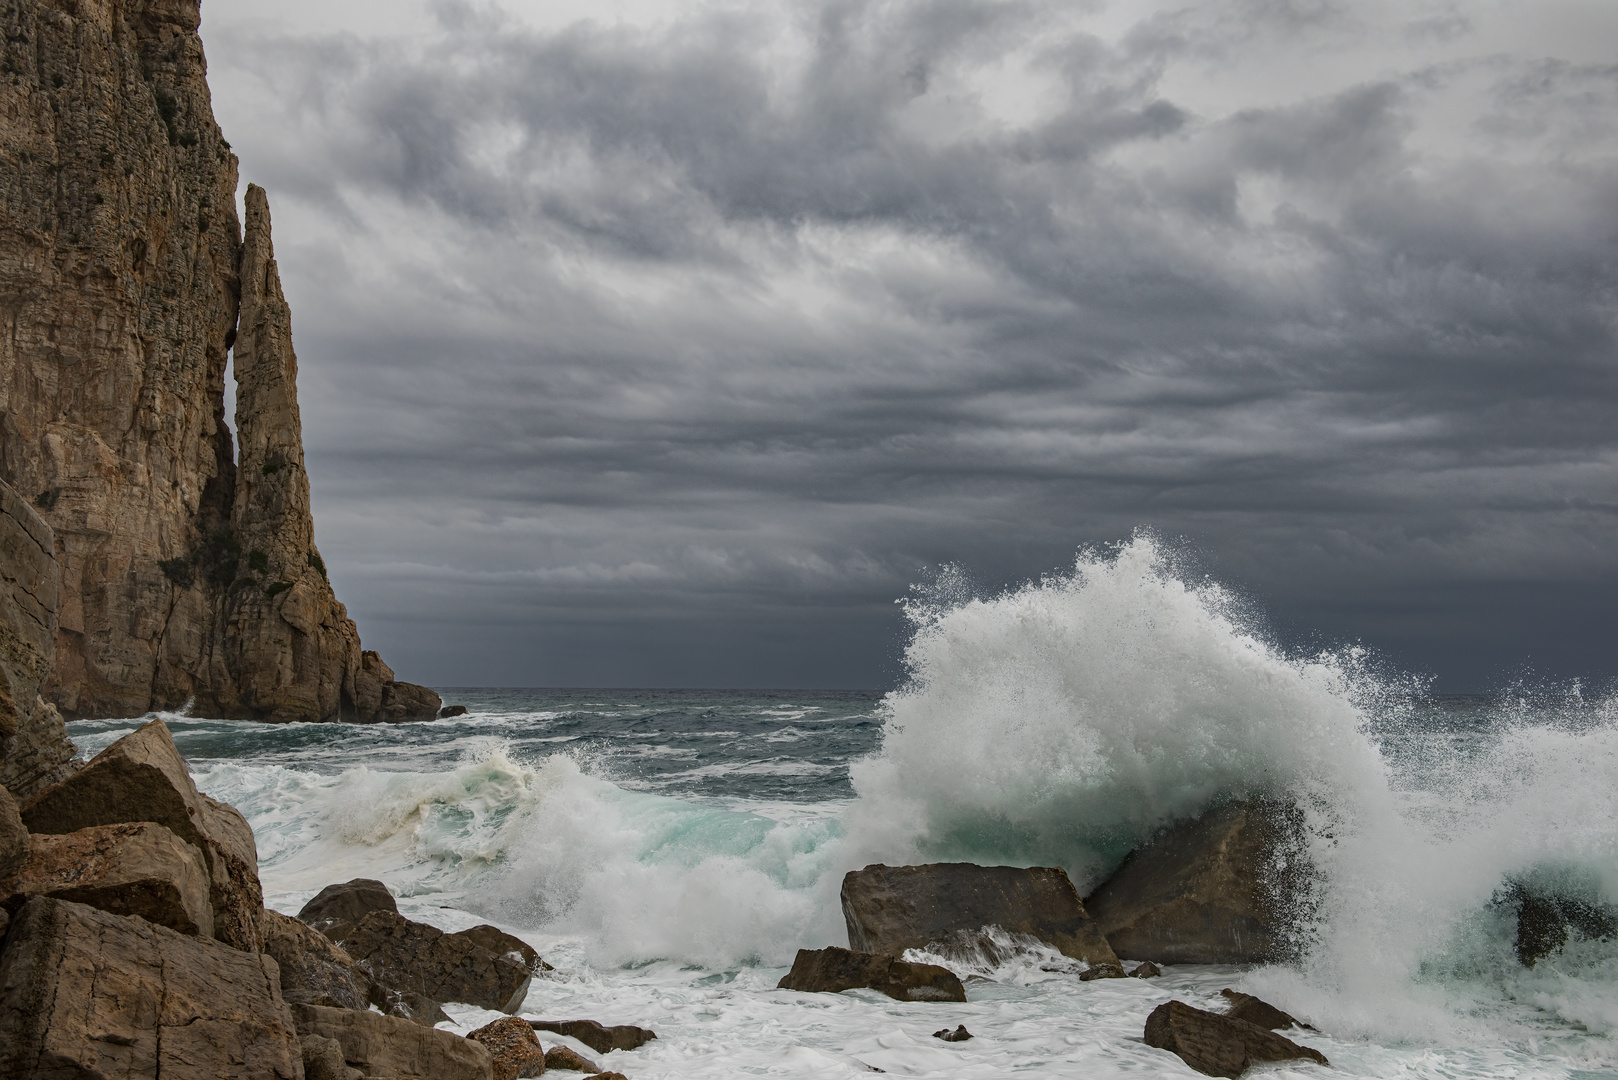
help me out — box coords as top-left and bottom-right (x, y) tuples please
(65, 537), (1618, 1078)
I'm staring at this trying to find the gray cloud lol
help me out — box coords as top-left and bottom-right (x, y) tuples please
(199, 0), (1618, 689)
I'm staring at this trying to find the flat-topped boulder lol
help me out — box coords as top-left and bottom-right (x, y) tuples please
(777, 945), (967, 1002)
(0, 896), (303, 1080)
(1085, 800), (1308, 964)
(291, 1002), (493, 1080)
(840, 862), (1119, 967)
(333, 909), (532, 1014)
(1144, 999), (1327, 1078)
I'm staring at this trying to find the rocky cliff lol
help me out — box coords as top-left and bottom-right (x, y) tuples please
(0, 0), (437, 721)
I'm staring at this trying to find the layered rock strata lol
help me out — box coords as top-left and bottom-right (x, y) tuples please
(0, 0), (436, 722)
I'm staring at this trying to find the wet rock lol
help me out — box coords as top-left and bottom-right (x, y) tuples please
(529, 1019), (658, 1054)
(0, 786), (27, 881)
(469, 1016), (548, 1080)
(0, 482), (75, 800)
(335, 909), (532, 1013)
(1, 821), (213, 937)
(1508, 884), (1618, 966)
(440, 705), (470, 719)
(544, 1046), (602, 1072)
(877, 959), (970, 1002)
(1131, 961), (1162, 978)
(841, 862), (1118, 967)
(0, 896), (303, 1079)
(1144, 1000), (1328, 1078)
(19, 719), (264, 950)
(299, 876), (399, 938)
(291, 1002), (494, 1080)
(302, 1034), (364, 1080)
(933, 1025), (973, 1042)
(776, 945), (967, 1003)
(1220, 988), (1311, 1030)
(452, 923), (547, 972)
(1086, 800), (1309, 964)
(1079, 961), (1128, 981)
(262, 908), (371, 1011)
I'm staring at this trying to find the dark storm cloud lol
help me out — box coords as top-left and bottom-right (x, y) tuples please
(201, 0), (1618, 688)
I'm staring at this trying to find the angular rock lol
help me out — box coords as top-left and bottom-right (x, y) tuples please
(1086, 800), (1309, 964)
(0, 787), (26, 882)
(841, 863), (1118, 967)
(299, 876), (399, 937)
(303, 1034), (364, 1080)
(0, 896), (303, 1079)
(775, 946), (966, 1003)
(262, 908), (371, 1011)
(544, 1046), (602, 1072)
(19, 718), (264, 950)
(468, 1016), (547, 1080)
(1220, 988), (1311, 1030)
(291, 1002), (494, 1080)
(0, 482), (75, 800)
(1144, 1000), (1327, 1078)
(453, 923), (546, 972)
(335, 909), (532, 1013)
(528, 1020), (657, 1054)
(1, 821), (213, 937)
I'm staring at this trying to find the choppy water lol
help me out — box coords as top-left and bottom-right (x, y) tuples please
(66, 536), (1618, 1079)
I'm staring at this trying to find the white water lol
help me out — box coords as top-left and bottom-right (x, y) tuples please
(114, 533), (1618, 1078)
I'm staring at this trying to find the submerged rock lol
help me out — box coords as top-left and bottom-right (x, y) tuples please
(776, 945), (968, 1003)
(1144, 999), (1328, 1078)
(841, 863), (1119, 967)
(528, 1019), (658, 1054)
(1086, 800), (1309, 964)
(468, 1016), (547, 1080)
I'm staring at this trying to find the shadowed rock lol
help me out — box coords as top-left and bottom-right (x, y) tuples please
(298, 877), (399, 939)
(841, 863), (1118, 967)
(1508, 883), (1618, 967)
(776, 945), (967, 1002)
(528, 1020), (657, 1054)
(291, 1003), (494, 1080)
(1144, 1000), (1327, 1078)
(468, 1016), (547, 1080)
(262, 908), (371, 1012)
(0, 786), (27, 882)
(0, 482), (74, 800)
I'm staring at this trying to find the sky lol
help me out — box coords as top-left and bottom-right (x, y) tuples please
(196, 0), (1618, 691)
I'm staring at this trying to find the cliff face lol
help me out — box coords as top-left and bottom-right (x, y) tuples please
(0, 0), (438, 721)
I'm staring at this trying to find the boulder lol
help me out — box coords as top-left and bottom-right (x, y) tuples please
(303, 1034), (363, 1080)
(19, 719), (264, 950)
(0, 896), (303, 1079)
(933, 1025), (973, 1042)
(1219, 988), (1311, 1030)
(528, 1020), (657, 1054)
(299, 877), (398, 938)
(776, 945), (967, 1003)
(468, 1016), (547, 1080)
(841, 863), (1118, 967)
(544, 1046), (602, 1072)
(1078, 961), (1128, 981)
(291, 1002), (494, 1080)
(1143, 1000), (1327, 1078)
(453, 923), (548, 972)
(262, 908), (371, 1011)
(1085, 800), (1308, 964)
(1131, 961), (1162, 978)
(1, 821), (213, 937)
(373, 987), (453, 1028)
(440, 706), (470, 719)
(0, 787), (27, 881)
(1508, 883), (1617, 966)
(334, 909), (532, 1013)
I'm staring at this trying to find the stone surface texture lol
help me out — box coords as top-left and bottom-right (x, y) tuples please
(302, 1034), (363, 1080)
(333, 908), (532, 1013)
(0, 786), (26, 881)
(19, 717), (264, 949)
(1086, 800), (1309, 964)
(776, 946), (967, 1003)
(1220, 988), (1310, 1030)
(299, 875), (398, 937)
(291, 1002), (495, 1080)
(453, 922), (545, 972)
(543, 1046), (600, 1073)
(0, 895), (303, 1080)
(528, 1020), (657, 1055)
(841, 862), (1119, 966)
(1143, 999), (1328, 1078)
(468, 1016), (547, 1080)
(261, 907), (371, 1011)
(0, 819), (213, 936)
(0, 480), (74, 799)
(0, 0), (433, 723)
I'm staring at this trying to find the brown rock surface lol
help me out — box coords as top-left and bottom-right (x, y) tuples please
(0, 0), (434, 724)
(334, 908), (532, 1013)
(468, 1016), (547, 1080)
(19, 717), (264, 949)
(453, 922), (546, 972)
(291, 1002), (495, 1080)
(0, 895), (303, 1079)
(528, 1020), (657, 1055)
(1, 820), (212, 936)
(876, 958), (969, 1002)
(1143, 999), (1328, 1078)
(262, 907), (371, 1011)
(543, 1046), (602, 1073)
(776, 945), (968, 1002)
(1220, 988), (1311, 1030)
(302, 1034), (363, 1080)
(0, 481), (74, 799)
(841, 862), (1119, 967)
(0, 786), (26, 881)
(299, 875), (399, 937)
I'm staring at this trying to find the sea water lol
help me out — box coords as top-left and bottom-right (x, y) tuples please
(65, 536), (1618, 1078)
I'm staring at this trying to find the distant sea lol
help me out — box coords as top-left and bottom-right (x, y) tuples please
(66, 538), (1618, 1079)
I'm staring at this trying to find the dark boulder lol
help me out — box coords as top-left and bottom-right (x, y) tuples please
(1131, 961), (1162, 978)
(1079, 961), (1128, 981)
(1507, 883), (1617, 966)
(1144, 1000), (1327, 1078)
(877, 958), (970, 1002)
(290, 1002), (494, 1080)
(1085, 800), (1308, 964)
(841, 862), (1118, 967)
(298, 877), (398, 938)
(262, 908), (372, 1012)
(776, 945), (967, 1002)
(933, 1025), (972, 1042)
(335, 909), (532, 1013)
(0, 786), (26, 881)
(468, 1016), (547, 1080)
(302, 1034), (363, 1080)
(440, 706), (469, 719)
(452, 923), (547, 972)
(1220, 988), (1311, 1030)
(528, 1019), (657, 1054)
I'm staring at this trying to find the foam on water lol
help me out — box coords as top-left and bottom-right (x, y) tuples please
(76, 532), (1618, 1077)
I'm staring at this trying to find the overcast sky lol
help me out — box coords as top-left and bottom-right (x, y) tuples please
(196, 0), (1618, 691)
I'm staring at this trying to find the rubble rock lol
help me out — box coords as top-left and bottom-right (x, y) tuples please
(841, 862), (1119, 967)
(468, 1016), (548, 1080)
(1, 821), (213, 937)
(1086, 800), (1309, 964)
(291, 1002), (494, 1080)
(529, 1020), (657, 1054)
(0, 896), (303, 1079)
(544, 1046), (602, 1072)
(335, 909), (532, 1013)
(262, 908), (371, 1011)
(299, 876), (398, 938)
(1144, 1000), (1328, 1078)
